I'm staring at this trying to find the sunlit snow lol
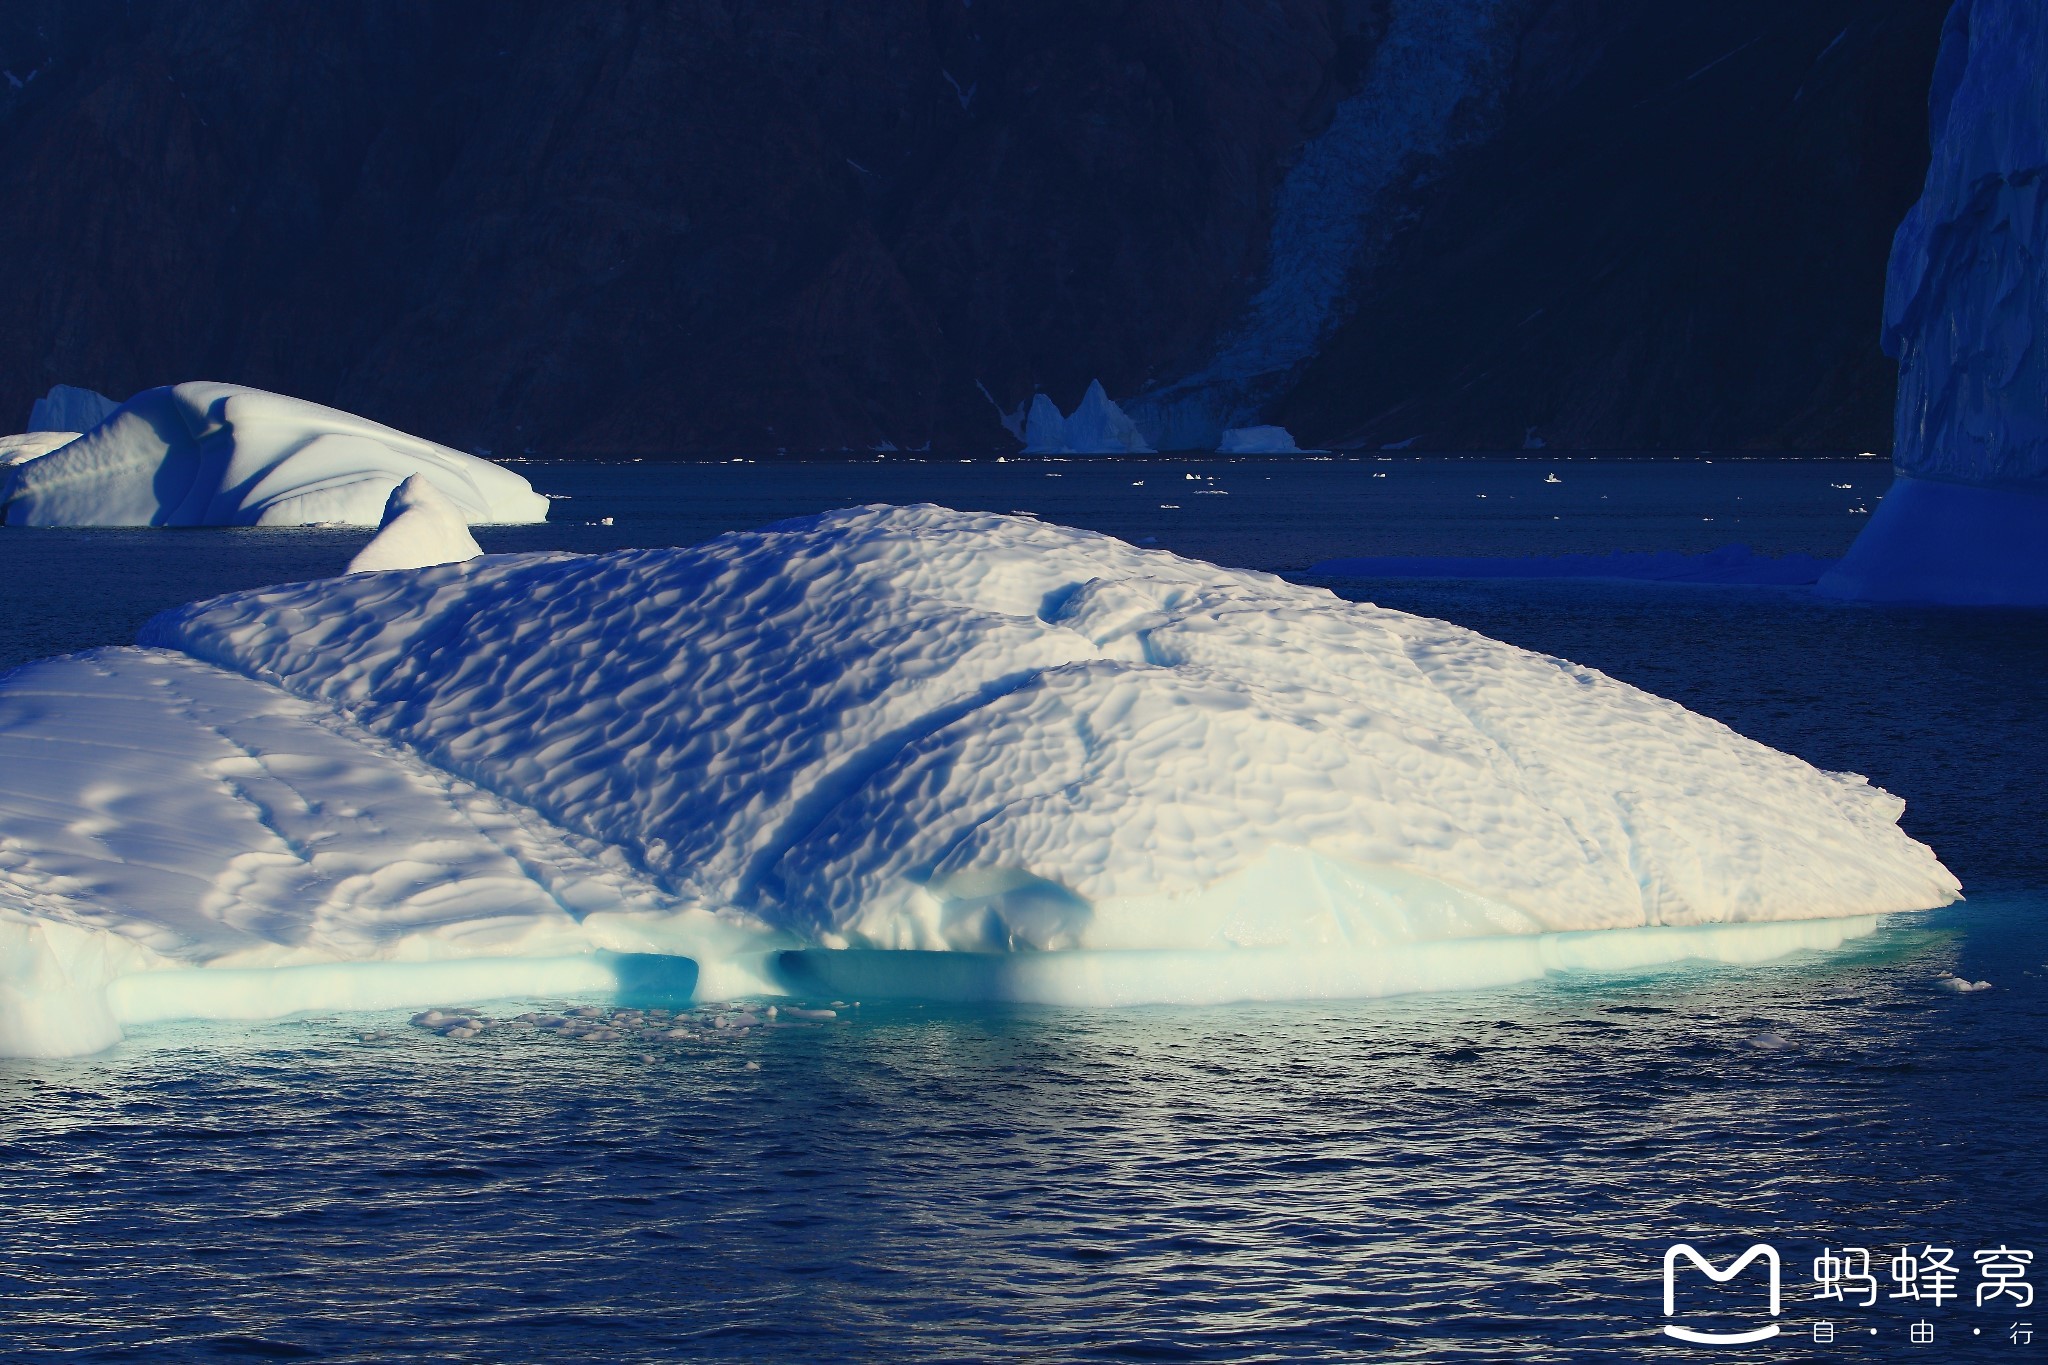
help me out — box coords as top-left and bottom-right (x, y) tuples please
(0, 382), (548, 528)
(0, 507), (1957, 1055)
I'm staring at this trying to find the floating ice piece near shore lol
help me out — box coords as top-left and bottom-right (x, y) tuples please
(1935, 974), (1993, 992)
(0, 431), (77, 467)
(1021, 382), (1154, 454)
(1218, 425), (1305, 454)
(27, 384), (118, 434)
(0, 506), (1958, 1056)
(346, 475), (484, 574)
(1, 381), (548, 528)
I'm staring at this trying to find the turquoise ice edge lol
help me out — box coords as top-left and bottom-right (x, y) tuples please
(97, 915), (1886, 1035)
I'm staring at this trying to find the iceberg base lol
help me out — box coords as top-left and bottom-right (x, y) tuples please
(1818, 476), (2048, 606)
(4, 916), (1889, 1057)
(771, 916), (1885, 1007)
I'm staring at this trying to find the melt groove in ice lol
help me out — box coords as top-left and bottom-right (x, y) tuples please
(0, 507), (1957, 1055)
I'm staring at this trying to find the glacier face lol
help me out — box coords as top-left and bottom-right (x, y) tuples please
(0, 507), (1958, 1054)
(0, 382), (549, 528)
(1883, 0), (2048, 485)
(1822, 0), (2048, 604)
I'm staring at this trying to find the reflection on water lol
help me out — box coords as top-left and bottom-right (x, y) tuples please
(2, 899), (2040, 1362)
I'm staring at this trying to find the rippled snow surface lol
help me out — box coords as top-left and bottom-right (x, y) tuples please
(3, 457), (2044, 1361)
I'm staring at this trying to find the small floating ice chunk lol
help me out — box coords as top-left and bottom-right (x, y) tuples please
(1936, 974), (1993, 992)
(346, 475), (484, 574)
(784, 1007), (837, 1021)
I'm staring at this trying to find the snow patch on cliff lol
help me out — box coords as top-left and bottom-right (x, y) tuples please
(1127, 0), (1524, 450)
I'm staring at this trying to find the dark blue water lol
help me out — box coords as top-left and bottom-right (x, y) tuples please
(2, 457), (2043, 1362)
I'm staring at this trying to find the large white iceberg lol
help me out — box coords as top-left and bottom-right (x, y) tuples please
(0, 507), (1955, 1055)
(1020, 381), (1156, 454)
(0, 381), (548, 528)
(27, 384), (119, 434)
(1821, 0), (2048, 604)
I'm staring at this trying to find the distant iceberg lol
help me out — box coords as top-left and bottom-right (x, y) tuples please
(1821, 0), (2048, 604)
(0, 506), (1955, 1055)
(1020, 381), (1155, 454)
(346, 474), (484, 573)
(26, 384), (118, 434)
(1218, 425), (1306, 454)
(0, 381), (548, 528)
(0, 431), (77, 468)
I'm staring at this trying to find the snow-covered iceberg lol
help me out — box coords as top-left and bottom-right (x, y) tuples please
(1821, 0), (2048, 604)
(0, 382), (548, 528)
(0, 507), (1955, 1055)
(27, 384), (118, 434)
(1020, 381), (1155, 454)
(0, 432), (76, 468)
(346, 475), (484, 574)
(1218, 425), (1306, 454)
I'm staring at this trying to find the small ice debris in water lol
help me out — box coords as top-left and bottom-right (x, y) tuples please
(1746, 1032), (1795, 1052)
(1936, 974), (1993, 992)
(1831, 483), (1854, 490)
(764, 1005), (778, 1019)
(600, 516), (614, 526)
(745, 1061), (761, 1071)
(785, 1007), (837, 1021)
(1545, 473), (1561, 484)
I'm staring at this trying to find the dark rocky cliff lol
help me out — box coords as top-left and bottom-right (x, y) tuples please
(0, 0), (1944, 453)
